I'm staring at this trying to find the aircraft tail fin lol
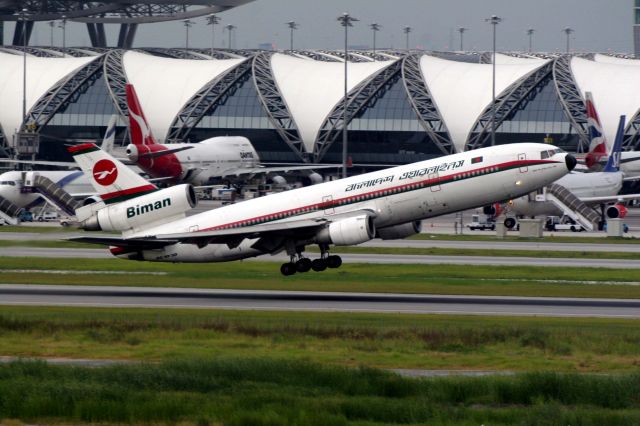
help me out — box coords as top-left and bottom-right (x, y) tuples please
(100, 114), (118, 153)
(584, 92), (608, 169)
(67, 143), (157, 204)
(126, 83), (157, 146)
(603, 115), (626, 173)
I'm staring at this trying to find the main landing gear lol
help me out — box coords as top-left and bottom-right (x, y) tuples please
(280, 244), (342, 276)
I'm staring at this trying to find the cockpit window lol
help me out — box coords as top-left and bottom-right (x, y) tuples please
(541, 151), (550, 160)
(0, 181), (15, 186)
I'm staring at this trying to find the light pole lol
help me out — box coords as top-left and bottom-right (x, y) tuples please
(183, 19), (194, 51)
(563, 27), (574, 53)
(48, 21), (55, 46)
(337, 12), (357, 178)
(485, 15), (501, 146)
(403, 26), (412, 50)
(527, 28), (534, 52)
(225, 24), (236, 49)
(286, 21), (298, 51)
(59, 15), (67, 57)
(369, 23), (381, 57)
(206, 14), (220, 57)
(458, 27), (467, 51)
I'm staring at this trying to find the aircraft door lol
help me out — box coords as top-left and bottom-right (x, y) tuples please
(322, 195), (335, 215)
(429, 171), (441, 192)
(518, 153), (528, 173)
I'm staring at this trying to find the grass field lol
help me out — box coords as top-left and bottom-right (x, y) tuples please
(1, 257), (640, 298)
(1, 306), (640, 372)
(2, 359), (640, 425)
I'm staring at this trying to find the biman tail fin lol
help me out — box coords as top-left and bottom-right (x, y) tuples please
(68, 143), (157, 204)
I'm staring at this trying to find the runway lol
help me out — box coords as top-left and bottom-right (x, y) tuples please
(1, 284), (639, 318)
(1, 246), (639, 268)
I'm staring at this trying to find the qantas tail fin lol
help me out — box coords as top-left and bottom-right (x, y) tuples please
(67, 143), (157, 205)
(584, 92), (608, 169)
(603, 115), (625, 173)
(126, 83), (157, 146)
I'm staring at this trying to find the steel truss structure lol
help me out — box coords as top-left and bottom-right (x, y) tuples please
(313, 59), (402, 162)
(285, 50), (340, 62)
(252, 52), (306, 160)
(401, 53), (453, 155)
(21, 55), (105, 133)
(623, 109), (640, 150)
(166, 58), (253, 142)
(552, 54), (593, 153)
(103, 49), (129, 117)
(0, 46), (59, 57)
(466, 60), (554, 150)
(139, 48), (207, 60)
(317, 50), (370, 63)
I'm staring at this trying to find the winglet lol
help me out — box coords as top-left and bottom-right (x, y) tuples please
(126, 84), (157, 146)
(603, 115), (626, 173)
(68, 143), (157, 204)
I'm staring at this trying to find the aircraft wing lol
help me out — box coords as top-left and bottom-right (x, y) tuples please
(139, 145), (194, 159)
(219, 164), (337, 177)
(580, 194), (640, 203)
(69, 236), (178, 248)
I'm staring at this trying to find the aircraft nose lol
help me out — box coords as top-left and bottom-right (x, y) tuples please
(565, 154), (577, 171)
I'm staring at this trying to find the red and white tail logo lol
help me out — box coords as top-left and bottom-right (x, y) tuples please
(92, 159), (118, 186)
(584, 92), (607, 168)
(126, 84), (157, 146)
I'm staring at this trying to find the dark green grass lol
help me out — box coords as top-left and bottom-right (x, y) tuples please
(410, 233), (640, 244)
(1, 359), (639, 425)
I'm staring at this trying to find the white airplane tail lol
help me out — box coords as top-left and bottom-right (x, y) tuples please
(67, 143), (157, 205)
(100, 115), (118, 153)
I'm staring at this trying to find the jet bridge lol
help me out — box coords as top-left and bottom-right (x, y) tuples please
(543, 183), (601, 231)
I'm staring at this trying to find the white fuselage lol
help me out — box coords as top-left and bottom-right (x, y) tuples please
(174, 136), (260, 185)
(510, 170), (623, 217)
(0, 170), (92, 208)
(120, 143), (571, 262)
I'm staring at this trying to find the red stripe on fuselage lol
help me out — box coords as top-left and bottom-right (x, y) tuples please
(196, 159), (560, 233)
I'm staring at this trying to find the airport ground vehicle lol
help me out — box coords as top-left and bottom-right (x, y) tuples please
(35, 211), (58, 222)
(467, 214), (496, 231)
(545, 215), (585, 232)
(18, 211), (33, 222)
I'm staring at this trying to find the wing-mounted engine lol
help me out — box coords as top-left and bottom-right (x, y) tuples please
(126, 144), (140, 162)
(79, 184), (197, 232)
(376, 220), (422, 240)
(606, 203), (628, 219)
(316, 214), (375, 246)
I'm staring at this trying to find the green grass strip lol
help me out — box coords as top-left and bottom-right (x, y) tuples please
(1, 358), (639, 425)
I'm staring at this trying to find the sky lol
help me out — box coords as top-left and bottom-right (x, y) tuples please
(4, 0), (635, 53)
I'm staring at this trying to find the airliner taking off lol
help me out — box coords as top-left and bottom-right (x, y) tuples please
(125, 84), (327, 186)
(70, 142), (575, 275)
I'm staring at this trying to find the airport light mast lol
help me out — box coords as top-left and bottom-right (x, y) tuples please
(16, 8), (29, 131)
(286, 21), (298, 51)
(563, 27), (574, 53)
(338, 12), (358, 178)
(206, 14), (220, 57)
(527, 28), (534, 52)
(458, 27), (467, 51)
(59, 15), (66, 57)
(48, 20), (54, 46)
(403, 26), (411, 50)
(183, 19), (194, 51)
(485, 14), (502, 146)
(369, 22), (381, 58)
(225, 24), (236, 49)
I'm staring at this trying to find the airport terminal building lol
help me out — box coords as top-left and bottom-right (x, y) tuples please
(1, 47), (639, 166)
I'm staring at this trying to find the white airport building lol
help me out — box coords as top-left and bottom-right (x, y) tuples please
(0, 47), (639, 165)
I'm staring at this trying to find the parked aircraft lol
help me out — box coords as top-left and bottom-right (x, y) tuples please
(125, 84), (327, 186)
(69, 141), (575, 275)
(509, 115), (639, 221)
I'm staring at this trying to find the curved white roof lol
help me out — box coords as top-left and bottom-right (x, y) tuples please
(494, 53), (544, 64)
(123, 51), (245, 142)
(270, 53), (393, 152)
(572, 57), (640, 147)
(593, 54), (640, 66)
(420, 54), (549, 152)
(0, 52), (95, 139)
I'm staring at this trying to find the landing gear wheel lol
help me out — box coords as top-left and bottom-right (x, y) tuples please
(296, 258), (312, 273)
(504, 217), (516, 229)
(311, 258), (327, 272)
(280, 262), (297, 276)
(326, 255), (342, 269)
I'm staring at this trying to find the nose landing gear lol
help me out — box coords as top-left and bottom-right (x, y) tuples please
(280, 244), (343, 276)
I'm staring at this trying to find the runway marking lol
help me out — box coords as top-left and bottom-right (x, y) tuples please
(1, 301), (639, 318)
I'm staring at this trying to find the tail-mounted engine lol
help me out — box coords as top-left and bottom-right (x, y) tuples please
(80, 184), (197, 232)
(316, 214), (375, 246)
